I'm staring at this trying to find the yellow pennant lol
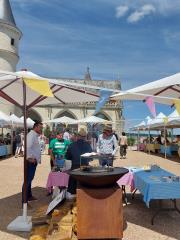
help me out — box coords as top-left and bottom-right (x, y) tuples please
(23, 78), (53, 97)
(173, 99), (180, 115)
(163, 117), (168, 124)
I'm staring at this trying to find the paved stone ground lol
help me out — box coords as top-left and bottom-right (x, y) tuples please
(0, 148), (180, 240)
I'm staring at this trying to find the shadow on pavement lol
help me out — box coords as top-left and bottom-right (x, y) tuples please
(123, 192), (180, 239)
(0, 186), (50, 239)
(1, 185), (180, 239)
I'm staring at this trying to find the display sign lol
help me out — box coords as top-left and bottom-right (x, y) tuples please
(46, 189), (66, 215)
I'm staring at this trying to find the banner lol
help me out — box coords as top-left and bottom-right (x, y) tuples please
(145, 96), (156, 118)
(23, 78), (53, 97)
(94, 89), (113, 115)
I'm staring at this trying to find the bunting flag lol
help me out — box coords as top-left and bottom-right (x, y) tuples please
(163, 117), (168, 124)
(145, 96), (156, 118)
(94, 89), (113, 115)
(23, 78), (53, 97)
(173, 99), (180, 115)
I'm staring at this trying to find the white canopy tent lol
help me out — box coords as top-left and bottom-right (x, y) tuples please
(10, 114), (24, 128)
(167, 110), (180, 127)
(110, 73), (180, 105)
(130, 116), (152, 131)
(147, 112), (167, 129)
(0, 110), (11, 127)
(168, 110), (179, 122)
(146, 116), (153, 128)
(75, 115), (112, 124)
(43, 116), (77, 125)
(131, 120), (146, 131)
(20, 117), (35, 128)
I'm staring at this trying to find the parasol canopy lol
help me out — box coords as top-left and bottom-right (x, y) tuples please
(110, 73), (180, 105)
(0, 70), (101, 108)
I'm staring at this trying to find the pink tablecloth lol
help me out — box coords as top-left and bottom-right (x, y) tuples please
(138, 143), (145, 151)
(46, 172), (70, 193)
(116, 172), (135, 192)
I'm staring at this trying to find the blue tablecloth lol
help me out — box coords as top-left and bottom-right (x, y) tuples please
(160, 144), (179, 156)
(0, 145), (7, 156)
(134, 168), (180, 207)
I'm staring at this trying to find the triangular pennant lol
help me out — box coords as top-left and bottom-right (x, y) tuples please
(23, 78), (53, 97)
(173, 99), (180, 116)
(145, 96), (156, 118)
(163, 117), (168, 124)
(94, 89), (113, 115)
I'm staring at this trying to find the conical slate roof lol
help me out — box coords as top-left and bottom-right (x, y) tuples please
(0, 0), (16, 26)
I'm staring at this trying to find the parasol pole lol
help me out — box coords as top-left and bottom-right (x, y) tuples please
(171, 128), (173, 143)
(7, 79), (32, 232)
(148, 127), (150, 155)
(137, 128), (140, 151)
(22, 80), (28, 219)
(164, 124), (167, 159)
(10, 125), (14, 155)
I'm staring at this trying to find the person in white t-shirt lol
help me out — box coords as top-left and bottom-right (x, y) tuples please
(63, 129), (70, 140)
(119, 132), (128, 159)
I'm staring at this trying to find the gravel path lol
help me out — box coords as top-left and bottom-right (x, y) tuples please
(0, 149), (180, 240)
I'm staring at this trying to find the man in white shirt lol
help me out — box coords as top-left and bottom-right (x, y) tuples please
(97, 124), (118, 166)
(22, 121), (43, 203)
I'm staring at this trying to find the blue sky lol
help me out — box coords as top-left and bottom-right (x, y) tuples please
(11, 0), (180, 126)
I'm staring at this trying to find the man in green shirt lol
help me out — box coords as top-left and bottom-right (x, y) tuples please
(49, 132), (69, 168)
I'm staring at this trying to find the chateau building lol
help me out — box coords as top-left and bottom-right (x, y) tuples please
(0, 0), (123, 133)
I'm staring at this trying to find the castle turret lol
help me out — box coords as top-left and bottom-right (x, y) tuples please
(0, 0), (22, 71)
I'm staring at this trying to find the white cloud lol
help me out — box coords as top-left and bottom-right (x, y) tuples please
(115, 0), (180, 23)
(127, 4), (155, 23)
(115, 6), (129, 18)
(115, 0), (180, 13)
(148, 0), (180, 15)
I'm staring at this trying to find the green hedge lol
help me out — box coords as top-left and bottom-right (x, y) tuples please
(127, 137), (136, 146)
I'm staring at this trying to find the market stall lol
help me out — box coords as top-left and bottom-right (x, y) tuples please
(146, 143), (160, 153)
(0, 145), (7, 156)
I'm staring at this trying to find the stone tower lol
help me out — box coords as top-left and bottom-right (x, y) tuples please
(0, 0), (22, 71)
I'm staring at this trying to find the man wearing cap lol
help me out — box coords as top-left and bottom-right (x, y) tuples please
(49, 132), (69, 167)
(97, 124), (118, 166)
(65, 128), (92, 198)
